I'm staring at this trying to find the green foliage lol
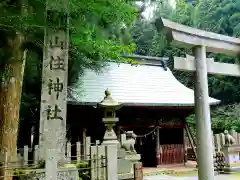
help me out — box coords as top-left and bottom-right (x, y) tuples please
(69, 0), (137, 66)
(0, 0), (138, 144)
(187, 103), (240, 135)
(36, 160), (45, 169)
(0, 0), (138, 82)
(12, 169), (26, 180)
(12, 161), (90, 180)
(134, 0), (240, 102)
(75, 161), (90, 180)
(132, 0), (240, 133)
(13, 169), (25, 175)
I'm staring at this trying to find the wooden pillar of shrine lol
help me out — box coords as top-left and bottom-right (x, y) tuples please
(156, 126), (160, 167)
(82, 128), (86, 159)
(116, 124), (121, 141)
(155, 120), (161, 167)
(182, 119), (187, 165)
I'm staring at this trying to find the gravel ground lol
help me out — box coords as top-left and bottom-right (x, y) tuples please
(143, 174), (239, 180)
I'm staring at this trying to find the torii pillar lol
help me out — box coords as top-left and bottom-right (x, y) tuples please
(155, 17), (240, 180)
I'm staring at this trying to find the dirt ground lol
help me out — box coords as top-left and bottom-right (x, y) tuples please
(144, 173), (240, 180)
(143, 162), (240, 180)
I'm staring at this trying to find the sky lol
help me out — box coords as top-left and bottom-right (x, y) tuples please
(136, 0), (176, 20)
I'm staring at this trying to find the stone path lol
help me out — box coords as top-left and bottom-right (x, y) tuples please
(143, 174), (239, 180)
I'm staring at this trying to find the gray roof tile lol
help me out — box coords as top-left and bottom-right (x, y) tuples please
(68, 62), (220, 106)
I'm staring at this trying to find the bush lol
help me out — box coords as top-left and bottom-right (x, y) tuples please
(75, 161), (90, 180)
(12, 161), (91, 180)
(12, 169), (26, 180)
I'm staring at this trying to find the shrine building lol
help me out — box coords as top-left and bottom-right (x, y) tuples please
(67, 54), (220, 167)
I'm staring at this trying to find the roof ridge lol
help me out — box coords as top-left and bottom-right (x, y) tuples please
(122, 54), (168, 71)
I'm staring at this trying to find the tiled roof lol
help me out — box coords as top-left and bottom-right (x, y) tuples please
(68, 62), (220, 106)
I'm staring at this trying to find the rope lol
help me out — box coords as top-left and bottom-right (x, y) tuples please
(120, 126), (160, 138)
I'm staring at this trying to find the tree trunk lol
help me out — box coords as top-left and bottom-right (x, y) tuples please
(0, 32), (26, 179)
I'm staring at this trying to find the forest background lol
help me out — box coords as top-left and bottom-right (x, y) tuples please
(0, 0), (239, 155)
(132, 0), (240, 136)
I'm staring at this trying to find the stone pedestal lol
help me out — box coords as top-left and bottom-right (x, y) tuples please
(223, 145), (240, 172)
(118, 148), (141, 174)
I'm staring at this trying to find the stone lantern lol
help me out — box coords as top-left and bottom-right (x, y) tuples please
(98, 89), (120, 145)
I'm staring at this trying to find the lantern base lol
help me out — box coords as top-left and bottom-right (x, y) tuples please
(102, 129), (119, 145)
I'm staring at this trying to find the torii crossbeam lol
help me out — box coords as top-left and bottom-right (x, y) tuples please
(174, 54), (240, 77)
(155, 17), (240, 180)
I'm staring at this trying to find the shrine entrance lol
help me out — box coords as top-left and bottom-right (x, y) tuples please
(140, 131), (156, 167)
(135, 127), (184, 167)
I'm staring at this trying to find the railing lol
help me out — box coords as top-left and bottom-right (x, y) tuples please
(0, 138), (119, 180)
(185, 130), (240, 151)
(185, 130), (240, 161)
(17, 136), (96, 165)
(160, 144), (184, 164)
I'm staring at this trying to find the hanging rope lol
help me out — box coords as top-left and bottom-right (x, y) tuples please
(120, 126), (160, 138)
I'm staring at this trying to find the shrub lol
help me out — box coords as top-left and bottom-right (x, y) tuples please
(75, 161), (90, 180)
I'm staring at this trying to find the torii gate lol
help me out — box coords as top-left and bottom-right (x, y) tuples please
(155, 17), (240, 180)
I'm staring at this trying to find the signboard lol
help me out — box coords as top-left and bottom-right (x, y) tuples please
(39, 3), (69, 160)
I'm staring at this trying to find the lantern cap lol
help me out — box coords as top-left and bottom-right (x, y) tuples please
(98, 89), (119, 108)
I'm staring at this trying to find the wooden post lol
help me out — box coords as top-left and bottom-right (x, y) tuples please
(220, 133), (225, 150)
(238, 133), (240, 145)
(231, 130), (238, 143)
(97, 145), (106, 180)
(134, 162), (143, 180)
(90, 146), (97, 180)
(95, 140), (100, 145)
(76, 142), (81, 162)
(183, 126), (187, 165)
(85, 136), (91, 160)
(212, 131), (216, 156)
(116, 125), (120, 141)
(82, 128), (87, 159)
(34, 145), (39, 164)
(67, 142), (71, 162)
(214, 134), (221, 152)
(24, 145), (28, 166)
(120, 134), (126, 145)
(185, 123), (197, 160)
(155, 126), (160, 167)
(194, 46), (215, 179)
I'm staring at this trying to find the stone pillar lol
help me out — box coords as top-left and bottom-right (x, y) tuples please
(194, 46), (215, 180)
(106, 145), (118, 180)
(46, 149), (57, 180)
(156, 126), (160, 167)
(39, 0), (69, 161)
